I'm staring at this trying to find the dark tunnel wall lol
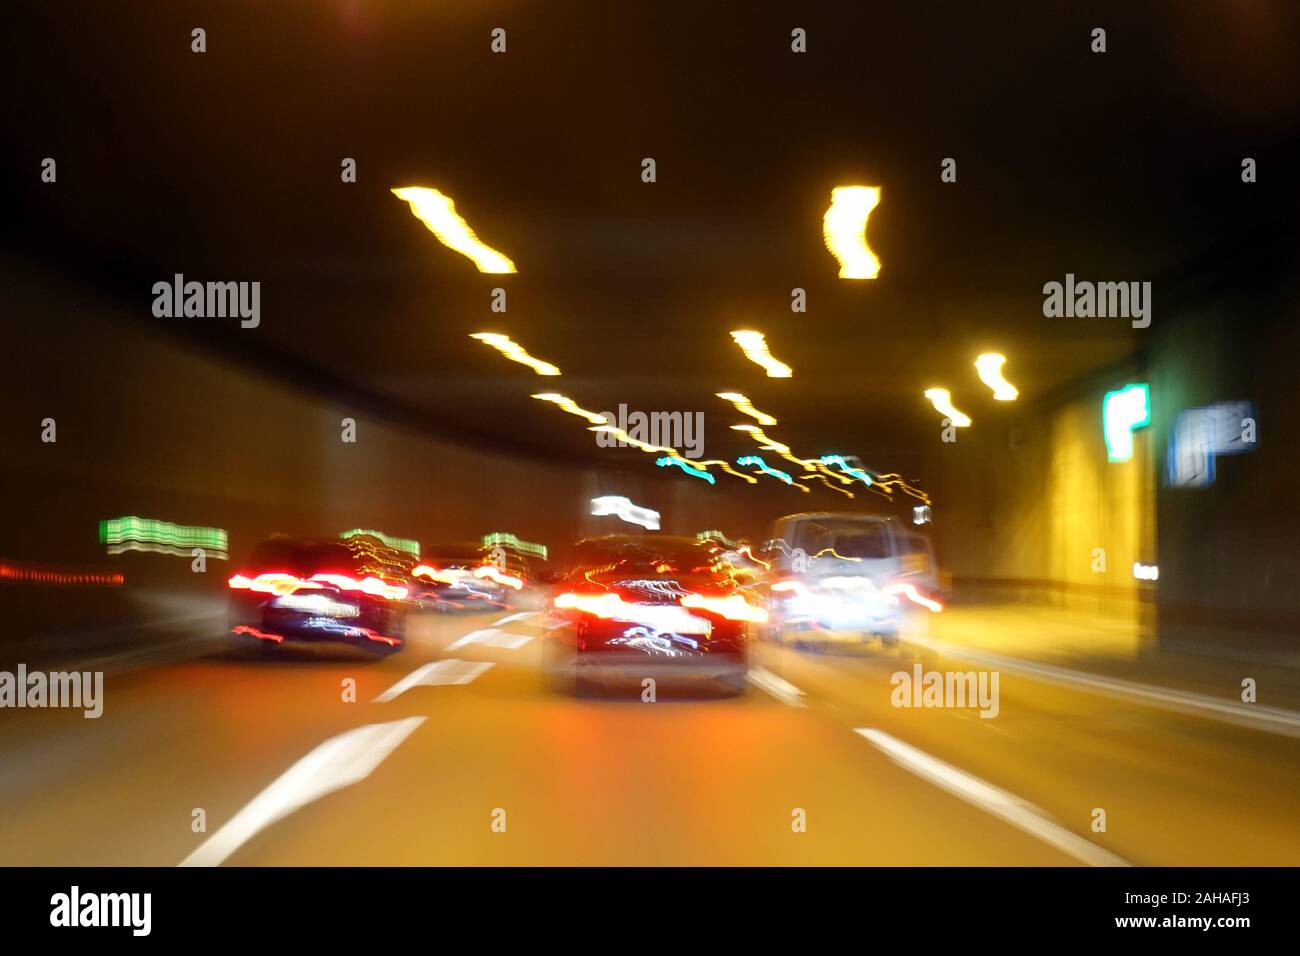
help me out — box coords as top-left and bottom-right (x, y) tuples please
(1149, 237), (1300, 652)
(1, 266), (600, 627)
(1, 263), (912, 572)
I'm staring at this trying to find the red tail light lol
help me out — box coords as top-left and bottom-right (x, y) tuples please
(310, 573), (409, 601)
(554, 591), (630, 618)
(680, 592), (769, 623)
(413, 564), (470, 585)
(555, 589), (767, 623)
(770, 579), (809, 597)
(228, 572), (316, 596)
(473, 565), (524, 590)
(881, 581), (943, 612)
(228, 571), (408, 601)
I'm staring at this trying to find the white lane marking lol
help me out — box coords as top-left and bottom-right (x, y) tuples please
(487, 632), (534, 649)
(180, 717), (425, 867)
(447, 628), (501, 650)
(904, 634), (1300, 738)
(448, 627), (532, 650)
(855, 728), (1130, 868)
(492, 611), (535, 626)
(746, 666), (807, 707)
(372, 659), (495, 702)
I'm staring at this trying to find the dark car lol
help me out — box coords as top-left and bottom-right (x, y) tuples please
(410, 542), (520, 612)
(227, 534), (415, 655)
(541, 535), (766, 694)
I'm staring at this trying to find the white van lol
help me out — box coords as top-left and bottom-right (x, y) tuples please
(761, 512), (940, 645)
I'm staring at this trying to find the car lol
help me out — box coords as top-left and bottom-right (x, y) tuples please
(541, 534), (765, 694)
(227, 534), (415, 656)
(410, 542), (522, 612)
(761, 512), (942, 647)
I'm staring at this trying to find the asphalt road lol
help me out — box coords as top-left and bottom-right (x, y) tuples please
(2, 606), (1297, 866)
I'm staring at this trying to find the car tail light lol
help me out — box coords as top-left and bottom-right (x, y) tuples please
(554, 591), (629, 618)
(228, 572), (318, 596)
(231, 625), (284, 643)
(228, 571), (408, 601)
(881, 581), (943, 612)
(413, 564), (469, 585)
(770, 579), (809, 597)
(310, 573), (409, 601)
(680, 592), (769, 623)
(558, 589), (769, 623)
(473, 565), (524, 590)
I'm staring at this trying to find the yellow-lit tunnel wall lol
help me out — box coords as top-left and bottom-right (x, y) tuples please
(925, 367), (1156, 638)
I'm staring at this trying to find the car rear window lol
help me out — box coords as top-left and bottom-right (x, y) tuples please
(249, 541), (359, 575)
(793, 519), (893, 560)
(571, 538), (715, 575)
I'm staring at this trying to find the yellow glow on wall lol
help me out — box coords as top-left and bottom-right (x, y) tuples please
(730, 330), (793, 378)
(924, 388), (972, 427)
(391, 186), (516, 273)
(470, 333), (560, 376)
(823, 185), (881, 279)
(975, 353), (1019, 400)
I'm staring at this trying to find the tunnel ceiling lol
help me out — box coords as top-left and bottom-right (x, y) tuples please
(6, 3), (1299, 475)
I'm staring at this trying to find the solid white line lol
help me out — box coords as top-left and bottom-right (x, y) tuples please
(180, 717), (425, 867)
(903, 634), (1300, 738)
(855, 728), (1130, 867)
(372, 659), (494, 702)
(746, 666), (806, 707)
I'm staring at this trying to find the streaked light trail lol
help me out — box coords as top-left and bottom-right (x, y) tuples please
(471, 333), (561, 376)
(655, 456), (716, 484)
(481, 532), (547, 560)
(716, 391), (777, 426)
(532, 392), (608, 424)
(820, 454), (873, 485)
(975, 353), (1019, 400)
(823, 185), (881, 279)
(340, 528), (420, 556)
(730, 330), (792, 378)
(924, 388), (972, 427)
(391, 186), (516, 273)
(737, 455), (807, 491)
(100, 516), (228, 560)
(590, 496), (660, 530)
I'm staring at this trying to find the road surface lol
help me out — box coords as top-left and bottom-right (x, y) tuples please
(2, 606), (1297, 866)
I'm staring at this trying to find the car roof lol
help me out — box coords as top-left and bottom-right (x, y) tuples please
(574, 534), (704, 548)
(775, 512), (895, 523)
(247, 535), (415, 576)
